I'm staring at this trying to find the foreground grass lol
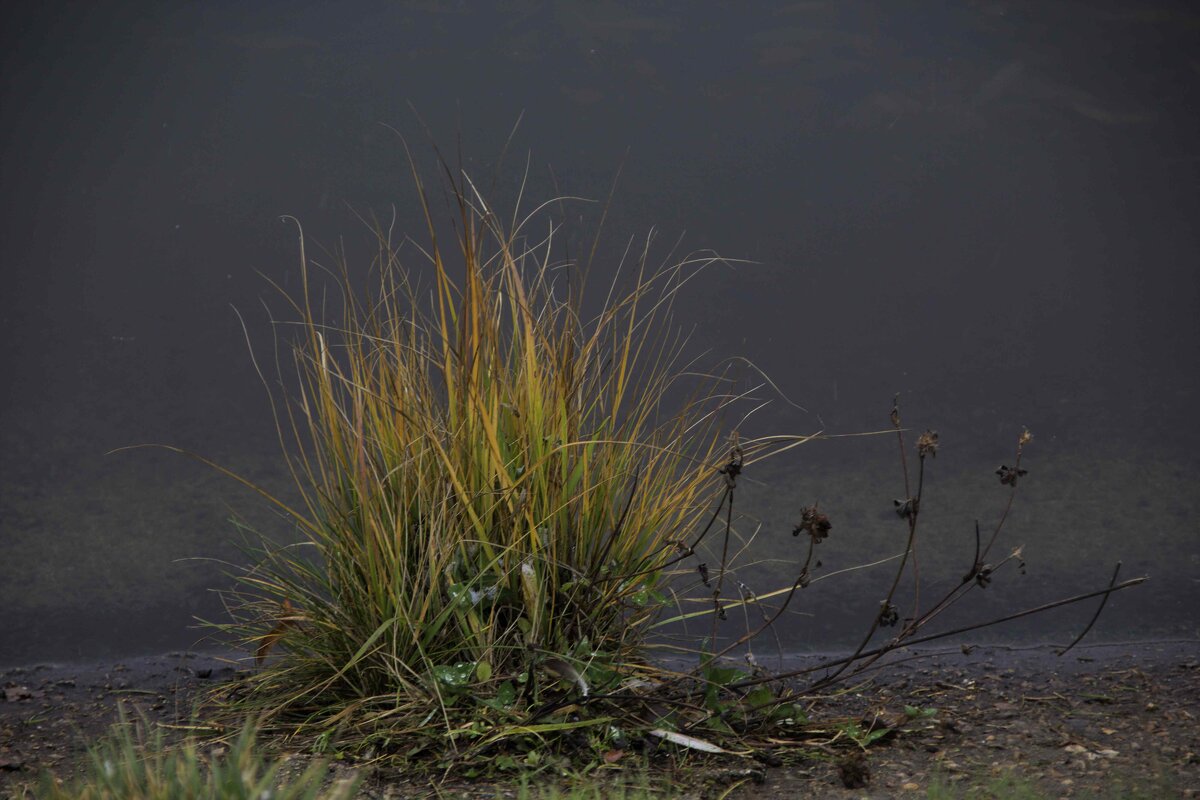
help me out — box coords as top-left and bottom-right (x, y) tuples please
(17, 707), (1184, 799)
(26, 714), (357, 800)
(16, 712), (677, 800)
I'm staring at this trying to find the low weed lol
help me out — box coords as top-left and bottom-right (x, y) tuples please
(28, 711), (356, 800)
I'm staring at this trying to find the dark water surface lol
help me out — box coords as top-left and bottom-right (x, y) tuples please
(2, 1), (1198, 665)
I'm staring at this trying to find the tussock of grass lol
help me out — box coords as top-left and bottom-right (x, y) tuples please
(207, 161), (805, 762)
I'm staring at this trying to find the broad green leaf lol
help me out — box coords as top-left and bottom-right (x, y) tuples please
(746, 686), (774, 709)
(905, 704), (938, 719)
(770, 703), (808, 723)
(703, 666), (749, 686)
(433, 662), (476, 688)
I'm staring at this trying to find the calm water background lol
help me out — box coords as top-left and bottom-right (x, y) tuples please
(2, 1), (1198, 664)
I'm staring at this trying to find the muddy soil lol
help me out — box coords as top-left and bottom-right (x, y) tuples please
(750, 640), (1200, 798)
(2, 641), (1197, 798)
(0, 651), (236, 793)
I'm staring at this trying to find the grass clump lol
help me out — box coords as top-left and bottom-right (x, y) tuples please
(31, 712), (356, 800)
(211, 163), (797, 764)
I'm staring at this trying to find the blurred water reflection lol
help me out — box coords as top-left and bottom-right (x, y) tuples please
(1, 1), (1196, 664)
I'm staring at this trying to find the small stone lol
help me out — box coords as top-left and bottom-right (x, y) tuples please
(837, 751), (869, 789)
(0, 755), (26, 772)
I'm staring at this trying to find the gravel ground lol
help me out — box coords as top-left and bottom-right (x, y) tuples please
(2, 641), (1198, 798)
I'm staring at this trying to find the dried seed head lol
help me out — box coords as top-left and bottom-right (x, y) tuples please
(719, 431), (745, 487)
(1019, 428), (1033, 447)
(894, 497), (918, 519)
(995, 464), (1028, 486)
(917, 429), (939, 459)
(1012, 545), (1028, 575)
(793, 504), (832, 542)
(975, 565), (993, 588)
(878, 600), (900, 627)
(669, 538), (695, 557)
